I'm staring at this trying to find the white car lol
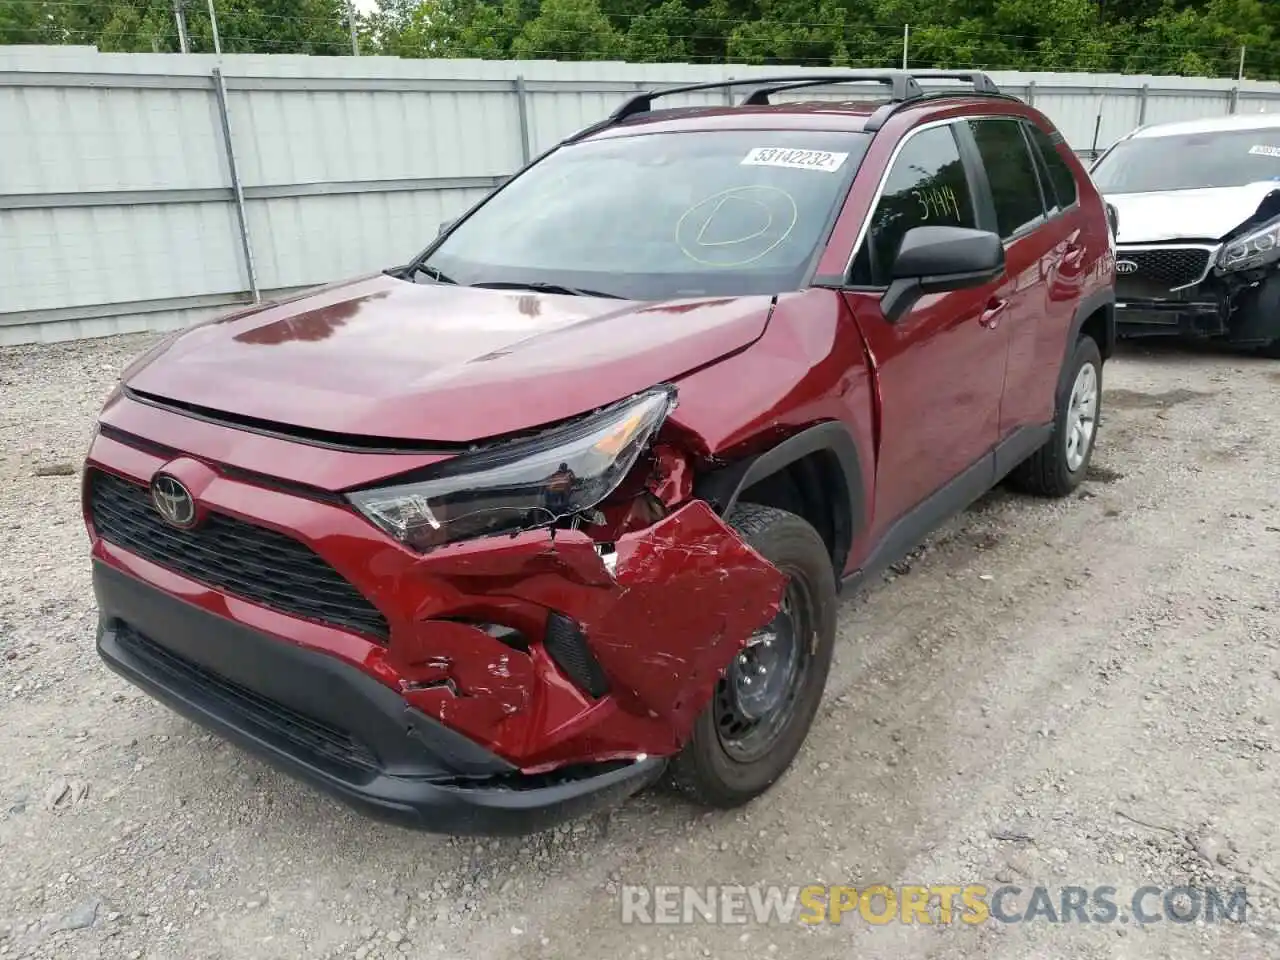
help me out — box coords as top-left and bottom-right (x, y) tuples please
(1090, 112), (1280, 356)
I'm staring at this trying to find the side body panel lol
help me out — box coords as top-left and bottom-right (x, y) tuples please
(668, 288), (878, 572)
(810, 98), (1114, 579)
(991, 118), (1115, 433)
(840, 285), (1006, 546)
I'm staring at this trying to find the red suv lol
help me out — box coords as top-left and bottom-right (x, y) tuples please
(84, 71), (1115, 834)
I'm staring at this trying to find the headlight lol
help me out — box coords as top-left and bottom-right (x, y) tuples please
(347, 386), (676, 552)
(1219, 217), (1280, 272)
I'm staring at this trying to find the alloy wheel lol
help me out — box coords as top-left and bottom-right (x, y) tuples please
(1065, 361), (1099, 472)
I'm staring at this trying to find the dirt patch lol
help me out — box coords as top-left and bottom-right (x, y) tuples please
(1, 336), (1278, 960)
(1200, 437), (1258, 464)
(1106, 387), (1217, 410)
(1086, 463), (1126, 484)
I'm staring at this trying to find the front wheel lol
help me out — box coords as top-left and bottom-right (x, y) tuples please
(1007, 335), (1103, 497)
(667, 503), (837, 808)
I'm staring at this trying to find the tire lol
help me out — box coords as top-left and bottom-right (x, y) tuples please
(667, 503), (837, 808)
(1007, 335), (1103, 498)
(1238, 274), (1280, 357)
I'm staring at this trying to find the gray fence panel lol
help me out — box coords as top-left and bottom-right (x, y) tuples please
(3, 47), (1280, 345)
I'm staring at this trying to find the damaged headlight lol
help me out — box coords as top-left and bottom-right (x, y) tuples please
(1219, 217), (1280, 273)
(347, 386), (676, 551)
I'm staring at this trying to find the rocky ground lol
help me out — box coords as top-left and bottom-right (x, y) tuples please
(1, 333), (1277, 960)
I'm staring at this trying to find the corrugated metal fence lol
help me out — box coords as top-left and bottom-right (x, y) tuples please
(3, 46), (1280, 345)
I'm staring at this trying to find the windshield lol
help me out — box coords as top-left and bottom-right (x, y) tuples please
(1091, 128), (1280, 194)
(419, 129), (871, 300)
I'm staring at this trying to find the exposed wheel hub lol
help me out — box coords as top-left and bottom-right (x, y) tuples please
(727, 605), (798, 722)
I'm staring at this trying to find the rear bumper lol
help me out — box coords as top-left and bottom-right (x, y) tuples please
(94, 561), (665, 835)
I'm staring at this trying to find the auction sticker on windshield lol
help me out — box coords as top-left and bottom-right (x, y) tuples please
(1248, 144), (1280, 158)
(741, 147), (849, 172)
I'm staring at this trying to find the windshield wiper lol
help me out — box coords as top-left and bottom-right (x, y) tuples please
(405, 262), (458, 285)
(469, 280), (623, 299)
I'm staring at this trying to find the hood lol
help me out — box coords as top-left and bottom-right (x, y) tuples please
(1106, 182), (1280, 244)
(125, 274), (773, 444)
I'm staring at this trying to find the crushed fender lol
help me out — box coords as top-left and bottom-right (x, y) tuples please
(580, 500), (786, 749)
(647, 443), (694, 507)
(391, 500), (786, 767)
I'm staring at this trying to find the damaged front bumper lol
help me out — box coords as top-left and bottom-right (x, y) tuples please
(94, 562), (669, 834)
(1115, 290), (1227, 338)
(1115, 246), (1280, 345)
(85, 420), (786, 833)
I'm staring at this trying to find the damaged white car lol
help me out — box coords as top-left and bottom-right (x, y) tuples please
(1090, 113), (1280, 357)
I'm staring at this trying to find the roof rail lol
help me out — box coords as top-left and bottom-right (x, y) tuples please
(904, 70), (1002, 95)
(602, 72), (927, 125)
(563, 69), (1009, 143)
(863, 73), (1020, 133)
(737, 72), (923, 105)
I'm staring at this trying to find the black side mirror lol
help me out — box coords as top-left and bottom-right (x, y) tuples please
(881, 226), (1005, 323)
(437, 219), (455, 238)
(1105, 202), (1119, 239)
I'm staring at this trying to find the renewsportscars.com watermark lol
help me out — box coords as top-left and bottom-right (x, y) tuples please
(620, 884), (1250, 927)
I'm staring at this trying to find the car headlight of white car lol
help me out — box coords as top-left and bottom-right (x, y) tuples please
(1218, 217), (1280, 273)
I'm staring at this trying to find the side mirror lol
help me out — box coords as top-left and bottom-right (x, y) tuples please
(437, 219), (455, 238)
(881, 226), (1005, 323)
(1105, 202), (1119, 239)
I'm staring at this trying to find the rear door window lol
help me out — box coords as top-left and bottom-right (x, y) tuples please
(968, 119), (1048, 240)
(1025, 122), (1079, 210)
(848, 124), (978, 286)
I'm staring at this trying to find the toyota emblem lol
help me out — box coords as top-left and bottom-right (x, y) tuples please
(1115, 259), (1139, 275)
(151, 474), (197, 528)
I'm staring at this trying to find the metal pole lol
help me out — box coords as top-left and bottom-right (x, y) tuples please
(212, 67), (260, 303)
(514, 75), (532, 165)
(1237, 46), (1245, 81)
(902, 24), (909, 69)
(1090, 97), (1103, 160)
(1138, 83), (1148, 126)
(347, 0), (359, 55)
(206, 0), (221, 55)
(173, 0), (190, 53)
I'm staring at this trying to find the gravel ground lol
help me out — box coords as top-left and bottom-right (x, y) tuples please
(1, 333), (1278, 960)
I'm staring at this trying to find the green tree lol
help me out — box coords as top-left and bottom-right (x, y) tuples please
(0, 0), (59, 45)
(1128, 0), (1276, 78)
(511, 0), (624, 60)
(369, 0), (522, 57)
(726, 0), (848, 66)
(3, 0), (1279, 80)
(622, 0), (694, 62)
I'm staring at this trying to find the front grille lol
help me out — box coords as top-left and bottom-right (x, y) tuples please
(88, 469), (389, 641)
(1116, 247), (1213, 297)
(114, 621), (380, 777)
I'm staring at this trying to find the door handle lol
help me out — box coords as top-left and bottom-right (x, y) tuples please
(979, 298), (1008, 329)
(1062, 241), (1086, 267)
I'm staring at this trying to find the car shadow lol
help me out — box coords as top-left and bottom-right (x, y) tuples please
(1111, 337), (1265, 367)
